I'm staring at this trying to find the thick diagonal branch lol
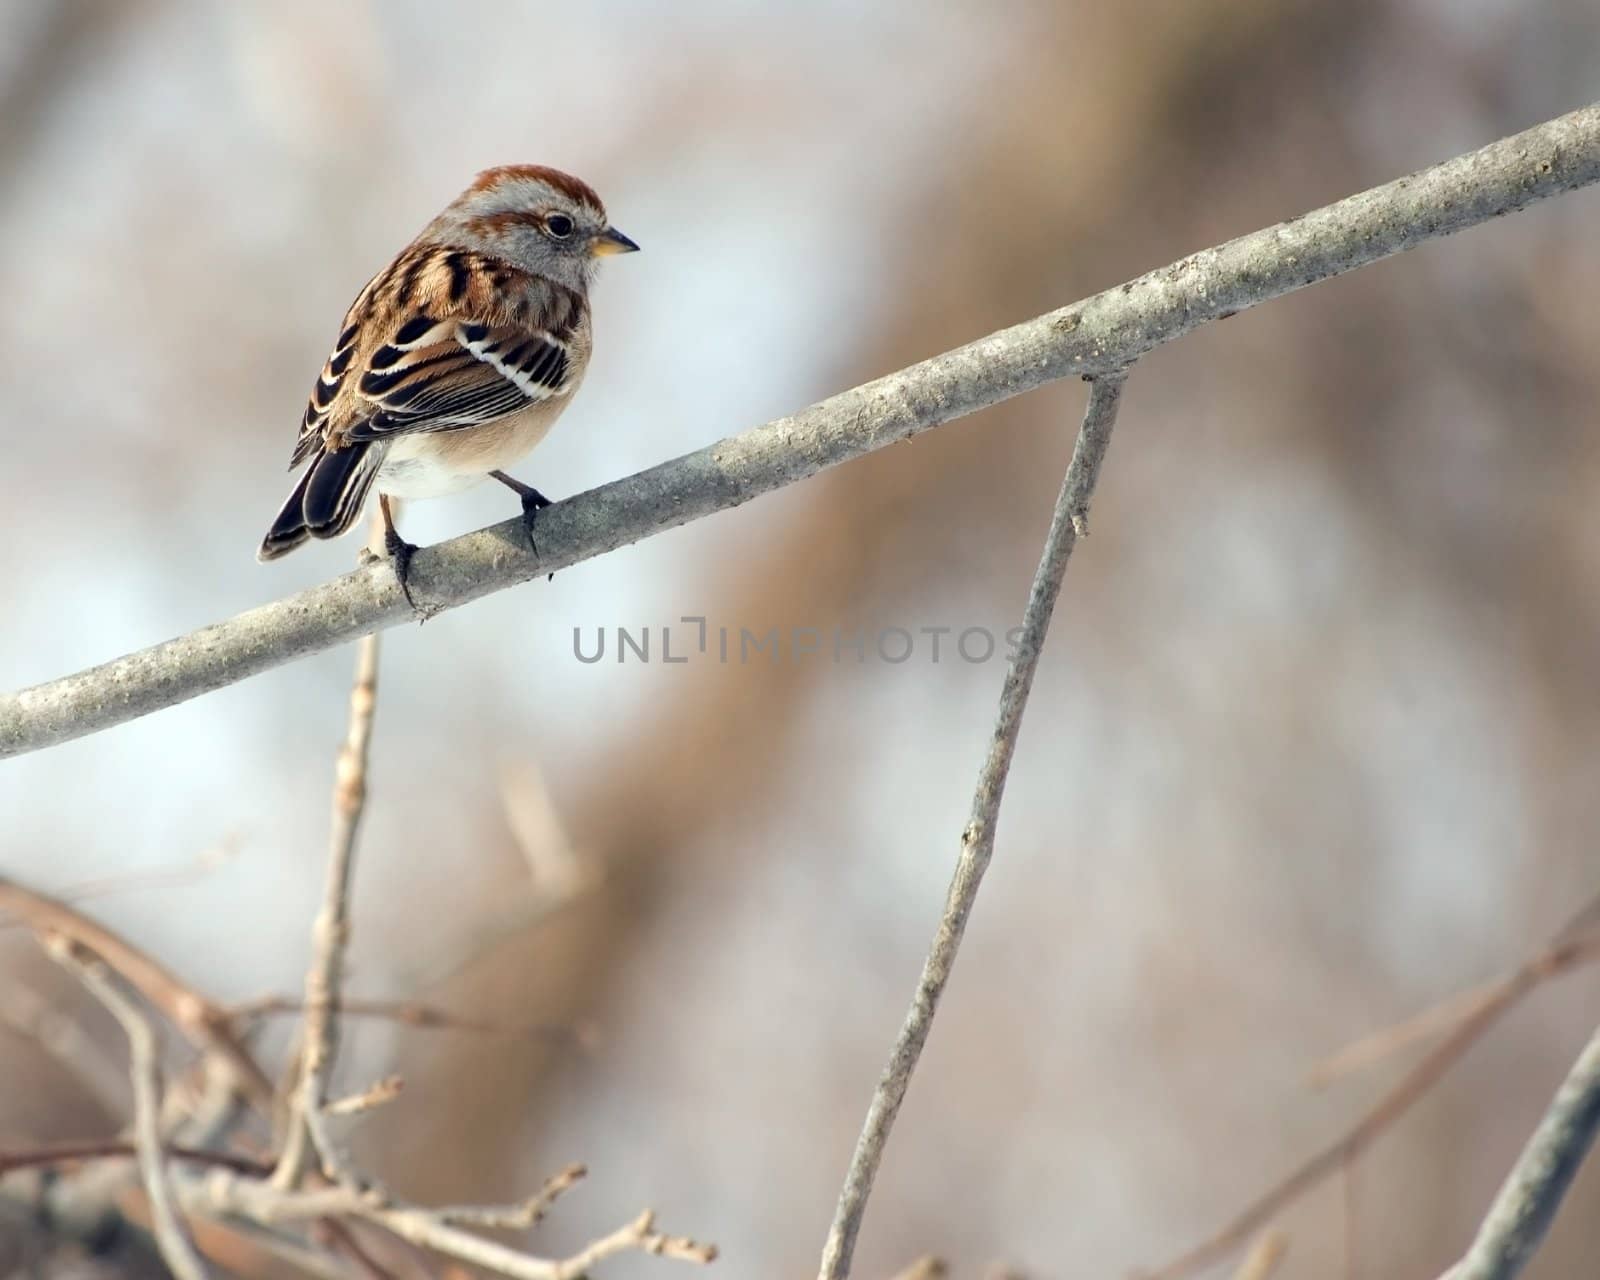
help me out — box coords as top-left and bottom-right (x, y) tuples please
(3, 104), (1599, 759)
(816, 373), (1127, 1280)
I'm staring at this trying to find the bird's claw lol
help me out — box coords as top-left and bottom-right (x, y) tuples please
(519, 488), (552, 556)
(519, 489), (556, 581)
(384, 526), (424, 620)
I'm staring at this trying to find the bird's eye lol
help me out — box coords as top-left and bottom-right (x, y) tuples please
(544, 214), (575, 239)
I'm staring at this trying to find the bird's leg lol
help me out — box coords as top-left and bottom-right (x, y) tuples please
(489, 470), (553, 556)
(379, 493), (423, 617)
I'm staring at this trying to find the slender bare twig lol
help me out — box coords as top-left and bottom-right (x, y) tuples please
(47, 937), (212, 1280)
(276, 628), (381, 1190)
(1140, 895), (1600, 1280)
(4, 106), (1599, 759)
(0, 876), (274, 1106)
(1232, 1234), (1288, 1280)
(0, 1138), (270, 1177)
(1443, 1021), (1600, 1280)
(0, 841), (235, 929)
(228, 992), (574, 1040)
(430, 1162), (586, 1229)
(817, 374), (1127, 1280)
(517, 1208), (713, 1280)
(1309, 936), (1600, 1088)
(325, 1074), (404, 1117)
(887, 1258), (947, 1280)
(1311, 978), (1531, 1090)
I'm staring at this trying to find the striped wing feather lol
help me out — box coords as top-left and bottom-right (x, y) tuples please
(287, 245), (581, 462)
(346, 319), (570, 440)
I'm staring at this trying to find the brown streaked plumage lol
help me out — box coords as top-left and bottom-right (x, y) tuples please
(258, 165), (638, 606)
(468, 163), (604, 209)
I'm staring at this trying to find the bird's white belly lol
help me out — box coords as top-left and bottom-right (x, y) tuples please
(373, 401), (564, 499)
(374, 443), (487, 499)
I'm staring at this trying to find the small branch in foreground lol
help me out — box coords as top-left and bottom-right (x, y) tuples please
(47, 936), (212, 1280)
(276, 627), (381, 1190)
(816, 374), (1128, 1280)
(4, 872), (710, 1280)
(1443, 1021), (1600, 1280)
(194, 1168), (716, 1280)
(4, 106), (1598, 759)
(0, 875), (273, 1107)
(1140, 896), (1600, 1280)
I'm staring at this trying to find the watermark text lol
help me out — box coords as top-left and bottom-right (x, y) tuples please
(572, 617), (1026, 665)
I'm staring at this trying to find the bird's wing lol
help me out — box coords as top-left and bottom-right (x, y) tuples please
(291, 311), (363, 467)
(289, 247), (584, 460)
(343, 317), (573, 440)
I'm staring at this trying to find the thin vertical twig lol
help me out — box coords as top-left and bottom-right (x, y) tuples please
(48, 937), (212, 1280)
(1443, 1021), (1600, 1280)
(275, 617), (382, 1189)
(816, 373), (1129, 1280)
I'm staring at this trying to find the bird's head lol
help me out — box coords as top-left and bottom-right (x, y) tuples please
(428, 164), (638, 291)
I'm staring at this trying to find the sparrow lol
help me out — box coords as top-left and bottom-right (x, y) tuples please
(257, 165), (638, 604)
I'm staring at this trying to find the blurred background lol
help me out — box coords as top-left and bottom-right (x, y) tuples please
(3, 1), (1600, 1276)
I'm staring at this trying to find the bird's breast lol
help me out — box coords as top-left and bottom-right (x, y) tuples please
(374, 395), (576, 499)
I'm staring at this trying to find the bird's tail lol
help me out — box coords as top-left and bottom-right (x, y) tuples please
(257, 442), (383, 562)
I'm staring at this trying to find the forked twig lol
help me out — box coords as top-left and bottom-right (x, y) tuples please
(1308, 937), (1600, 1088)
(195, 1169), (716, 1280)
(1140, 896), (1600, 1279)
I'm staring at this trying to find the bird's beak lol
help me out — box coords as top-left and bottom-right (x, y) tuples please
(590, 226), (640, 257)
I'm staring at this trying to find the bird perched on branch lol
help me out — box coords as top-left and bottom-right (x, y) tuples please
(258, 165), (638, 606)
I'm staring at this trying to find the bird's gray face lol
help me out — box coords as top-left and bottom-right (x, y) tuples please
(433, 169), (638, 293)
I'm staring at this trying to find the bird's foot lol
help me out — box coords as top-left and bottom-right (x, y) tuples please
(384, 525), (425, 619)
(519, 489), (558, 580)
(487, 471), (556, 582)
(518, 486), (552, 556)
